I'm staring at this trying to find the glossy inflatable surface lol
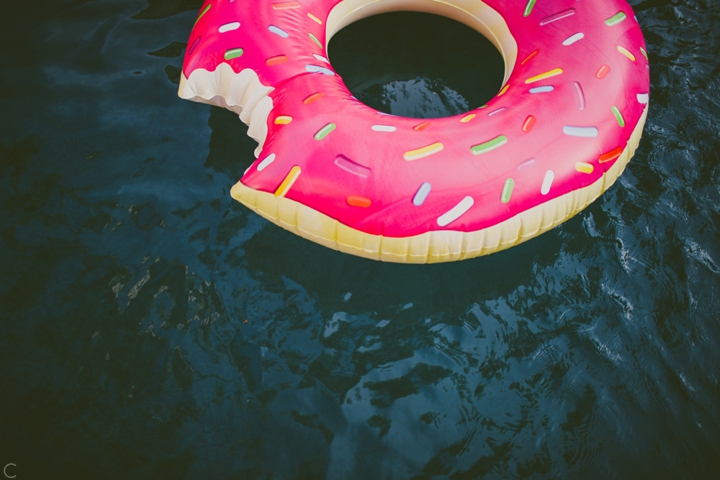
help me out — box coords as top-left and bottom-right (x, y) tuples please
(179, 0), (650, 263)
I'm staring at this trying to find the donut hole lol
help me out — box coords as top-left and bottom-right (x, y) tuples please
(328, 12), (505, 119)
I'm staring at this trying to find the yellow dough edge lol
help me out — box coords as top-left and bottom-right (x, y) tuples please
(231, 108), (647, 264)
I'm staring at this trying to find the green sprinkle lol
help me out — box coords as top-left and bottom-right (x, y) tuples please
(224, 48), (244, 60)
(612, 106), (625, 127)
(605, 12), (627, 26)
(523, 0), (536, 17)
(314, 123), (336, 140)
(640, 46), (648, 60)
(194, 4), (212, 27)
(501, 178), (514, 204)
(471, 135), (508, 155)
(309, 32), (323, 49)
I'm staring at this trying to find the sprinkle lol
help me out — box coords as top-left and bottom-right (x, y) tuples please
(219, 22), (241, 33)
(501, 178), (514, 203)
(274, 166), (301, 198)
(599, 146), (623, 163)
(272, 2), (301, 10)
(640, 46), (648, 60)
(575, 162), (594, 174)
(266, 55), (288, 66)
(541, 170), (554, 195)
(605, 12), (627, 26)
(525, 68), (563, 83)
(540, 9), (575, 26)
(371, 125), (396, 132)
(471, 135), (508, 155)
(307, 12), (323, 24)
(303, 92), (323, 104)
(573, 81), (586, 110)
(224, 48), (244, 60)
(256, 153), (276, 171)
(596, 65), (611, 79)
(437, 197), (474, 227)
(498, 85), (510, 96)
(637, 93), (649, 104)
(521, 49), (539, 65)
(413, 122), (430, 131)
(523, 0), (536, 17)
(563, 126), (598, 138)
(522, 115), (536, 133)
(306, 65), (334, 75)
(617, 46), (636, 61)
(517, 158), (536, 170)
(563, 33), (584, 46)
(404, 142), (444, 161)
(194, 4), (211, 27)
(612, 106), (626, 127)
(529, 86), (554, 93)
(334, 155), (371, 178)
(275, 115), (293, 125)
(314, 123), (336, 140)
(488, 107), (507, 116)
(347, 196), (372, 208)
(269, 25), (289, 38)
(412, 182), (432, 206)
(309, 32), (323, 49)
(313, 54), (330, 64)
(460, 113), (476, 123)
(189, 36), (201, 55)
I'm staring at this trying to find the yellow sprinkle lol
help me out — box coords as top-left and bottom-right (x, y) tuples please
(498, 84), (510, 96)
(404, 142), (444, 161)
(307, 12), (322, 24)
(460, 113), (476, 123)
(617, 46), (636, 61)
(274, 166), (301, 198)
(575, 162), (594, 174)
(525, 68), (563, 84)
(275, 115), (293, 125)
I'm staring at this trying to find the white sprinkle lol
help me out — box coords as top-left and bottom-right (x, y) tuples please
(529, 86), (554, 93)
(371, 125), (396, 132)
(268, 25), (289, 38)
(573, 81), (586, 110)
(488, 107), (507, 116)
(305, 64), (334, 75)
(541, 170), (554, 195)
(562, 32), (584, 46)
(637, 93), (649, 104)
(563, 126), (599, 138)
(437, 196), (473, 227)
(313, 54), (330, 64)
(412, 182), (432, 206)
(256, 153), (276, 171)
(219, 22), (240, 33)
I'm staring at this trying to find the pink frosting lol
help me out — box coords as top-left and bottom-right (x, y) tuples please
(183, 0), (650, 237)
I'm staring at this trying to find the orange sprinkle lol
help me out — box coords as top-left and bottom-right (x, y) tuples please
(266, 55), (288, 66)
(413, 122), (430, 131)
(302, 92), (323, 104)
(596, 64), (610, 79)
(522, 115), (537, 133)
(599, 146), (623, 163)
(272, 2), (301, 10)
(346, 195), (372, 208)
(521, 49), (539, 65)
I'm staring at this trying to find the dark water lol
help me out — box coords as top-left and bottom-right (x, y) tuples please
(1, 0), (719, 478)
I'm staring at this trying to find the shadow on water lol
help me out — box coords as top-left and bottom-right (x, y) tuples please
(1, 0), (720, 479)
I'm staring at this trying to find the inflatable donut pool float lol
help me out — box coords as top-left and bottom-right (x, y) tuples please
(179, 0), (649, 263)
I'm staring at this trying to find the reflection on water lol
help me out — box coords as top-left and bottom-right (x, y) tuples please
(1, 0), (720, 478)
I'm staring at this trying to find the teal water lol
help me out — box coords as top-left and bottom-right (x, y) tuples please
(1, 0), (719, 478)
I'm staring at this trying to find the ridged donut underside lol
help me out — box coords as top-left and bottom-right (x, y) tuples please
(231, 107), (647, 264)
